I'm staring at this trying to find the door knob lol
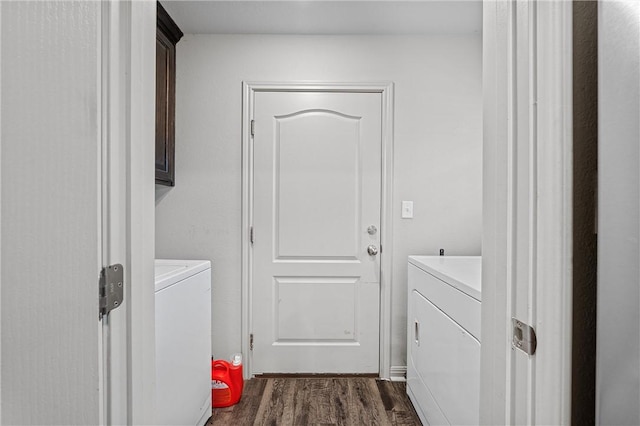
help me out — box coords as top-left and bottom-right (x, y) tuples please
(367, 245), (379, 256)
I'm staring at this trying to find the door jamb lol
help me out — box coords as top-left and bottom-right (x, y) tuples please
(241, 81), (395, 379)
(125, 1), (157, 423)
(481, 1), (573, 424)
(0, 1), (3, 420)
(101, 1), (157, 424)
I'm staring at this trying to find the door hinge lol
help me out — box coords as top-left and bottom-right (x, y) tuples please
(512, 318), (537, 356)
(250, 333), (254, 351)
(99, 264), (124, 319)
(250, 119), (255, 137)
(250, 226), (254, 245)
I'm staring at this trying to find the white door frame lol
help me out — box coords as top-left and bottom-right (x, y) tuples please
(241, 82), (394, 379)
(101, 1), (157, 424)
(127, 1), (157, 423)
(101, 1), (125, 422)
(481, 0), (573, 424)
(0, 3), (4, 421)
(100, 0), (574, 420)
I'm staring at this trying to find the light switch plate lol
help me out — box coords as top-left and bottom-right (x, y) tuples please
(402, 201), (414, 219)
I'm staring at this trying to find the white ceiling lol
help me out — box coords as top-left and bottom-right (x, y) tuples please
(160, 1), (482, 35)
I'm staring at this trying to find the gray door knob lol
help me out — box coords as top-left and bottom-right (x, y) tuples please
(367, 245), (379, 256)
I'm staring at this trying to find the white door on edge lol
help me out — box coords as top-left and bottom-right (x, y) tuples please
(252, 90), (382, 374)
(1, 1), (105, 423)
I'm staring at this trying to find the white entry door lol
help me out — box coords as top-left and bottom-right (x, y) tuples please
(1, 1), (106, 423)
(251, 90), (382, 374)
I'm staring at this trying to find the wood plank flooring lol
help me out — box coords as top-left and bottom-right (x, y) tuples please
(208, 378), (422, 426)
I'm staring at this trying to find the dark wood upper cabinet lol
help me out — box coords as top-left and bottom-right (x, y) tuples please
(156, 3), (183, 186)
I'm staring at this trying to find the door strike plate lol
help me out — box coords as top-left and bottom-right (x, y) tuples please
(512, 318), (537, 356)
(99, 264), (124, 318)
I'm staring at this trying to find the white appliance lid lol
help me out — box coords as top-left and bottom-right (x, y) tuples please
(408, 255), (482, 301)
(154, 259), (211, 292)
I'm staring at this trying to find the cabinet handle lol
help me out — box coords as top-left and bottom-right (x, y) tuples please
(414, 319), (420, 346)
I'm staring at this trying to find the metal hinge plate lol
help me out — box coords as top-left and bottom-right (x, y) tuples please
(250, 226), (254, 245)
(99, 264), (124, 318)
(512, 318), (537, 356)
(250, 120), (255, 137)
(250, 333), (254, 351)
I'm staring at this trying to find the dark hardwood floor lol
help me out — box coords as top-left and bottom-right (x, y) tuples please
(208, 377), (422, 425)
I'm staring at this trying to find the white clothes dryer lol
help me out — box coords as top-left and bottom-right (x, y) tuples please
(155, 259), (212, 426)
(407, 256), (481, 426)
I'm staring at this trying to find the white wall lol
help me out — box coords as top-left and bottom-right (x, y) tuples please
(155, 34), (482, 369)
(597, 1), (640, 424)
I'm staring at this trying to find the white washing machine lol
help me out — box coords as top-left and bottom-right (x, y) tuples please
(155, 259), (212, 426)
(407, 256), (481, 425)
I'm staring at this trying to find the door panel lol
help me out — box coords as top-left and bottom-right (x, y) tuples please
(275, 111), (361, 260)
(1, 1), (103, 423)
(275, 276), (358, 341)
(252, 91), (381, 374)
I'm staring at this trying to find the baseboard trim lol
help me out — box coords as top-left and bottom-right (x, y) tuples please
(390, 366), (407, 382)
(255, 373), (378, 379)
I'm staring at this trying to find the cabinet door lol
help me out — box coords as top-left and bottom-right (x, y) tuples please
(155, 3), (182, 186)
(155, 29), (175, 185)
